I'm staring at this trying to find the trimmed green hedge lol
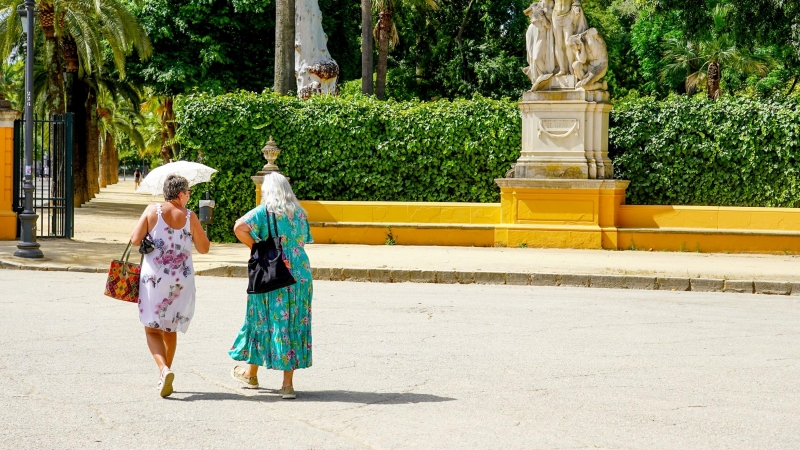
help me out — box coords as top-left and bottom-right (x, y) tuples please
(178, 91), (800, 243)
(610, 95), (800, 207)
(176, 92), (521, 242)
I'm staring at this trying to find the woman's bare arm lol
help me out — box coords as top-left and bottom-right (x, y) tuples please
(190, 212), (211, 254)
(130, 205), (154, 245)
(233, 219), (256, 249)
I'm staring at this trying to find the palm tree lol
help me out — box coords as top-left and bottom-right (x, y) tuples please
(660, 5), (772, 99)
(96, 80), (144, 187)
(373, 0), (437, 100)
(139, 94), (178, 163)
(362, 0), (373, 95)
(139, 93), (172, 162)
(0, 0), (151, 205)
(64, 0), (150, 203)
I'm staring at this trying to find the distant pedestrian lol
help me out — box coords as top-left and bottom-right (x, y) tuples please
(133, 169), (142, 191)
(229, 172), (314, 399)
(130, 174), (210, 397)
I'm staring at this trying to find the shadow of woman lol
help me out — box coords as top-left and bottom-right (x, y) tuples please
(168, 389), (455, 405)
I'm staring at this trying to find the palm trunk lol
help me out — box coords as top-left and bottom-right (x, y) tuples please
(46, 40), (65, 114)
(111, 140), (119, 184)
(375, 9), (392, 100)
(99, 132), (115, 188)
(361, 0), (374, 95)
(68, 74), (89, 206)
(86, 91), (100, 197)
(160, 96), (176, 162)
(275, 0), (296, 95)
(707, 62), (721, 100)
(99, 135), (107, 189)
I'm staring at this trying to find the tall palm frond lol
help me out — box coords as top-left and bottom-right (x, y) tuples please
(57, 0), (152, 79)
(0, 0), (24, 66)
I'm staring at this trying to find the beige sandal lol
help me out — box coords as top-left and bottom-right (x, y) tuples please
(279, 385), (296, 399)
(231, 365), (259, 388)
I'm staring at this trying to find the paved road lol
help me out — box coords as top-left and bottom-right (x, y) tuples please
(2, 271), (799, 449)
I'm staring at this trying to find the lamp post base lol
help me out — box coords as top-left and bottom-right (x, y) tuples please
(15, 210), (43, 258)
(14, 242), (43, 258)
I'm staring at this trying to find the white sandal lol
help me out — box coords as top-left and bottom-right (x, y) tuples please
(159, 366), (174, 398)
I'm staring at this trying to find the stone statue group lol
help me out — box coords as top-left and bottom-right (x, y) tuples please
(523, 0), (608, 92)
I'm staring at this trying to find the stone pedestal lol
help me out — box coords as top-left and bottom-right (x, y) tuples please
(514, 76), (613, 180)
(0, 108), (20, 240)
(494, 178), (629, 249)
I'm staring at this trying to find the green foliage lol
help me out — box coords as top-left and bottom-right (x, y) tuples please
(129, 0), (277, 95)
(175, 91), (521, 242)
(610, 94), (800, 207)
(387, 0), (646, 100)
(130, 0), (361, 95)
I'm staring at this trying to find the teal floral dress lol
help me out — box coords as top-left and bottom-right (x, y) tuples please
(229, 205), (313, 370)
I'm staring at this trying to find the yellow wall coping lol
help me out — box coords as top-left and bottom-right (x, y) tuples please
(301, 200), (501, 225)
(619, 205), (800, 231)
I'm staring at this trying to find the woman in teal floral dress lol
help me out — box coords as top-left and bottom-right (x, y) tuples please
(230, 173), (313, 399)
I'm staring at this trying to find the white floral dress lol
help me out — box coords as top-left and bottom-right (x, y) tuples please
(138, 204), (196, 333)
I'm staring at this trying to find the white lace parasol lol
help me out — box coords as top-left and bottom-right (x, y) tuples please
(135, 161), (218, 195)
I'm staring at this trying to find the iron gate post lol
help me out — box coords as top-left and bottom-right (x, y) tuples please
(14, 0), (42, 258)
(64, 113), (74, 238)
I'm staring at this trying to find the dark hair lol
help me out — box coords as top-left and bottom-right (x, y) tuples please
(163, 174), (189, 201)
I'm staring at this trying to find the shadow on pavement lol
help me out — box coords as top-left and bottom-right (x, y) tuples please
(169, 390), (455, 404)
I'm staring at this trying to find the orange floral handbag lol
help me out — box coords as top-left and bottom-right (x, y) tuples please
(104, 242), (142, 303)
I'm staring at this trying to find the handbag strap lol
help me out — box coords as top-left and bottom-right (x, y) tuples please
(265, 210), (280, 241)
(121, 241), (134, 263)
(120, 241), (143, 276)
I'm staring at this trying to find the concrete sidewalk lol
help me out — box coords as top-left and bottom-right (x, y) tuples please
(2, 239), (800, 295)
(2, 180), (800, 294)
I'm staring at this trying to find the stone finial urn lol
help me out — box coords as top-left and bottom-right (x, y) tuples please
(260, 136), (282, 174)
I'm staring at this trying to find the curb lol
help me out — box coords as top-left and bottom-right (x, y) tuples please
(3, 259), (800, 296)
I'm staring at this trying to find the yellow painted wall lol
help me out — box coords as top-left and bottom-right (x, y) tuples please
(0, 126), (16, 239)
(297, 199), (800, 253)
(619, 205), (800, 231)
(216, 177), (796, 253)
(301, 201), (499, 246)
(302, 201), (500, 224)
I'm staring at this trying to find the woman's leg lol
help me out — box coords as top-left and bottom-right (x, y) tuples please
(245, 364), (259, 377)
(282, 370), (294, 388)
(144, 327), (168, 372)
(163, 332), (177, 368)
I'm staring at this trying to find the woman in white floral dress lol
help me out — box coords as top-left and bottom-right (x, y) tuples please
(131, 175), (210, 397)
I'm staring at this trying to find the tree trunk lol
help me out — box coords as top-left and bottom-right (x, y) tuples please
(375, 9), (392, 100)
(275, 0), (297, 95)
(99, 132), (115, 188)
(361, 0), (373, 95)
(111, 140), (119, 184)
(160, 96), (176, 162)
(46, 40), (65, 114)
(86, 91), (100, 197)
(707, 62), (721, 100)
(99, 136), (107, 189)
(68, 74), (90, 207)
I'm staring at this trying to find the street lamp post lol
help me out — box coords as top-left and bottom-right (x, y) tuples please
(14, 0), (42, 259)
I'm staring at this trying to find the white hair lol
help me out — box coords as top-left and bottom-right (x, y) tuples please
(261, 172), (304, 219)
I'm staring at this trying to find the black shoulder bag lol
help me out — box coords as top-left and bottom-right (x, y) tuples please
(246, 212), (297, 294)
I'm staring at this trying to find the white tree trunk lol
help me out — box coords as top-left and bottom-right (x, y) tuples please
(295, 0), (340, 98)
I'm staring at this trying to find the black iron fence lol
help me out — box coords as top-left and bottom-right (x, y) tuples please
(12, 114), (74, 238)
